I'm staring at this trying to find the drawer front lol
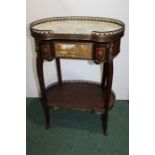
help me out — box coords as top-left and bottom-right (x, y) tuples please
(54, 42), (93, 59)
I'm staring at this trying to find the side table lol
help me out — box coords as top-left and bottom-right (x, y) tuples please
(30, 16), (125, 135)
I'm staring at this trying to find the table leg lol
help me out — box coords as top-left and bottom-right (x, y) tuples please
(102, 61), (113, 135)
(56, 58), (62, 84)
(36, 54), (50, 129)
(101, 62), (108, 89)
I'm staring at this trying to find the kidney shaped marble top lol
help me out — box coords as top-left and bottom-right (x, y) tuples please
(32, 19), (122, 34)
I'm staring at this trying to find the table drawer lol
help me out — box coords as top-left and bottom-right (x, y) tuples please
(54, 42), (93, 59)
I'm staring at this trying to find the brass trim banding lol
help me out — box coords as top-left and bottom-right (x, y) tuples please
(30, 16), (125, 42)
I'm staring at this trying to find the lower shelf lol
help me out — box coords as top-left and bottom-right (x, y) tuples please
(46, 80), (115, 114)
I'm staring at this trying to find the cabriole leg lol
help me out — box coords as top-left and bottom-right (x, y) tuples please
(36, 54), (50, 129)
(102, 61), (113, 135)
(101, 62), (108, 89)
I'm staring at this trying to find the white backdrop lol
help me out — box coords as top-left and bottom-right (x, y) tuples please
(26, 0), (129, 99)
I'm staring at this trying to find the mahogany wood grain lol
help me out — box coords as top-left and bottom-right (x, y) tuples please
(36, 54), (50, 129)
(102, 61), (113, 135)
(46, 81), (115, 114)
(55, 58), (62, 84)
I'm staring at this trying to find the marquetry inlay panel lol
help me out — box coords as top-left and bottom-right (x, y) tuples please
(54, 42), (93, 59)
